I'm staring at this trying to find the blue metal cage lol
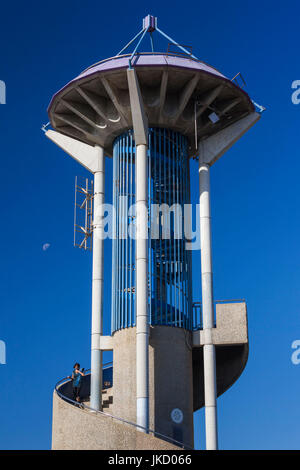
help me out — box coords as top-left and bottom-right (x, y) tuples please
(111, 128), (192, 333)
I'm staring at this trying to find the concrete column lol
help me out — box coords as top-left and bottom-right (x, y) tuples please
(127, 67), (149, 432)
(199, 161), (218, 450)
(90, 145), (105, 411)
(135, 143), (149, 432)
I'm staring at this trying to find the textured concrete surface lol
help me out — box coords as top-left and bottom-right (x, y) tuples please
(149, 326), (194, 447)
(214, 302), (248, 344)
(112, 326), (194, 448)
(52, 392), (180, 450)
(193, 302), (248, 346)
(112, 327), (136, 425)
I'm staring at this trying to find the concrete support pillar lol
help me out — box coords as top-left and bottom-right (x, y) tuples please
(199, 161), (218, 450)
(127, 67), (149, 432)
(90, 145), (105, 411)
(135, 143), (149, 432)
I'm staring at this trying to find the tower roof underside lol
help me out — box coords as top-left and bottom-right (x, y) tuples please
(48, 53), (254, 157)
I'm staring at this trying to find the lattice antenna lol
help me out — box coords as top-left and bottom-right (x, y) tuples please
(74, 176), (93, 250)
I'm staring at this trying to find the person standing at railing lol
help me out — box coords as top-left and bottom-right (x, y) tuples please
(69, 363), (85, 404)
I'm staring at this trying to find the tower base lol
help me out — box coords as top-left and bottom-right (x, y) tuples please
(51, 391), (180, 450)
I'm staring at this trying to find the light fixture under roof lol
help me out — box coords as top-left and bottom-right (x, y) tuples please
(208, 112), (220, 123)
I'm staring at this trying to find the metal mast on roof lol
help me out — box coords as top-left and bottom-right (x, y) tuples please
(115, 15), (265, 114)
(116, 15), (199, 68)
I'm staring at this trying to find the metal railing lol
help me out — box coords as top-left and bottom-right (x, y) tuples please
(192, 299), (245, 331)
(55, 361), (193, 450)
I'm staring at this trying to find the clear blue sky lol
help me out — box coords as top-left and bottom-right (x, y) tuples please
(0, 0), (299, 450)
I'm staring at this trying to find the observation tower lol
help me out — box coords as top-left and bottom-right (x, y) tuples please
(46, 16), (262, 450)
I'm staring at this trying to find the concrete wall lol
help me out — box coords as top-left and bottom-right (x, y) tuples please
(112, 326), (194, 448)
(193, 302), (248, 346)
(214, 302), (248, 345)
(52, 392), (179, 450)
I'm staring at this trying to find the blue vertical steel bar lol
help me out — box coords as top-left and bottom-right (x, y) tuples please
(131, 138), (136, 326)
(132, 131), (135, 327)
(176, 131), (181, 327)
(179, 135), (183, 326)
(162, 128), (167, 323)
(153, 130), (156, 324)
(157, 128), (160, 325)
(115, 138), (118, 331)
(119, 140), (124, 328)
(123, 137), (126, 328)
(152, 130), (156, 325)
(178, 132), (181, 326)
(154, 129), (157, 324)
(172, 131), (176, 326)
(122, 137), (125, 328)
(123, 137), (126, 329)
(182, 134), (186, 328)
(119, 139), (123, 329)
(125, 134), (129, 328)
(148, 130), (152, 325)
(116, 138), (120, 330)
(157, 129), (160, 325)
(153, 130), (156, 322)
(183, 136), (188, 329)
(176, 132), (180, 326)
(158, 128), (161, 324)
(181, 134), (186, 328)
(179, 133), (183, 328)
(112, 146), (115, 333)
(168, 130), (173, 326)
(181, 136), (189, 329)
(128, 135), (131, 327)
(165, 129), (169, 324)
(172, 131), (177, 326)
(129, 131), (133, 327)
(118, 138), (122, 330)
(153, 129), (158, 324)
(158, 128), (163, 325)
(111, 142), (117, 333)
(121, 136), (126, 329)
(179, 133), (183, 327)
(183, 135), (188, 328)
(187, 157), (193, 330)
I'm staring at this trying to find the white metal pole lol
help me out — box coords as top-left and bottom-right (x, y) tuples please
(199, 161), (218, 450)
(90, 145), (105, 411)
(135, 143), (149, 432)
